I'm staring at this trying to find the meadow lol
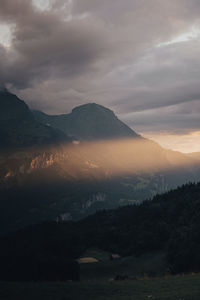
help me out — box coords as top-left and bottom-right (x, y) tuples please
(1, 273), (200, 300)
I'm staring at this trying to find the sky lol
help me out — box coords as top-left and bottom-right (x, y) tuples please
(0, 0), (200, 153)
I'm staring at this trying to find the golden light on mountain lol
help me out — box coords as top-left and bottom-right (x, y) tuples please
(2, 138), (197, 184)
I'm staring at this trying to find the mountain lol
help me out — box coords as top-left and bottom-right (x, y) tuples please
(0, 89), (71, 148)
(33, 103), (140, 140)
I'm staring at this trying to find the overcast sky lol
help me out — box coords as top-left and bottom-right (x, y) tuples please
(0, 0), (200, 152)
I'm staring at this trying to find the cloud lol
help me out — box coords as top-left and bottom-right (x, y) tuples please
(122, 100), (200, 134)
(0, 0), (110, 88)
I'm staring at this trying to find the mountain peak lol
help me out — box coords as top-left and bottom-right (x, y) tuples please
(34, 102), (140, 140)
(72, 103), (114, 116)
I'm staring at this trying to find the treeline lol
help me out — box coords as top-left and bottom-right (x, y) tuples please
(1, 182), (200, 280)
(75, 182), (200, 274)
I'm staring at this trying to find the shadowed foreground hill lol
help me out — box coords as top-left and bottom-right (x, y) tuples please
(74, 182), (200, 274)
(1, 182), (200, 281)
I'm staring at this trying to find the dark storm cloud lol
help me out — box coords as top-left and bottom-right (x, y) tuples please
(0, 0), (110, 88)
(0, 0), (200, 134)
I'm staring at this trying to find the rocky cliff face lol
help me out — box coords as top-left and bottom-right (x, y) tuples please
(1, 152), (55, 182)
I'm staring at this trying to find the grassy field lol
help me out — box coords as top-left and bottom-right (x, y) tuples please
(1, 273), (200, 300)
(0, 250), (198, 300)
(80, 251), (167, 281)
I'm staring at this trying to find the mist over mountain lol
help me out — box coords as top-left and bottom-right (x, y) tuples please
(33, 103), (140, 141)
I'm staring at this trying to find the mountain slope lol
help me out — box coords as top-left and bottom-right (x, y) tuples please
(33, 103), (140, 140)
(0, 89), (70, 148)
(0, 88), (33, 122)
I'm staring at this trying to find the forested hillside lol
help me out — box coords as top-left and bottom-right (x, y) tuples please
(1, 182), (200, 281)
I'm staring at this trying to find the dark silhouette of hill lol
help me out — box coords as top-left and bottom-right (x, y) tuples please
(33, 103), (140, 140)
(0, 89), (71, 148)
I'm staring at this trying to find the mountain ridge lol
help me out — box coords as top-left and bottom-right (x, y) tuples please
(0, 90), (71, 148)
(33, 103), (140, 141)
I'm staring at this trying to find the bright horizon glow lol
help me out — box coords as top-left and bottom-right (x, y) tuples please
(143, 131), (200, 153)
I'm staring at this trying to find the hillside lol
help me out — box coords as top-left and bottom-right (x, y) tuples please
(33, 103), (140, 140)
(0, 89), (70, 148)
(1, 182), (200, 282)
